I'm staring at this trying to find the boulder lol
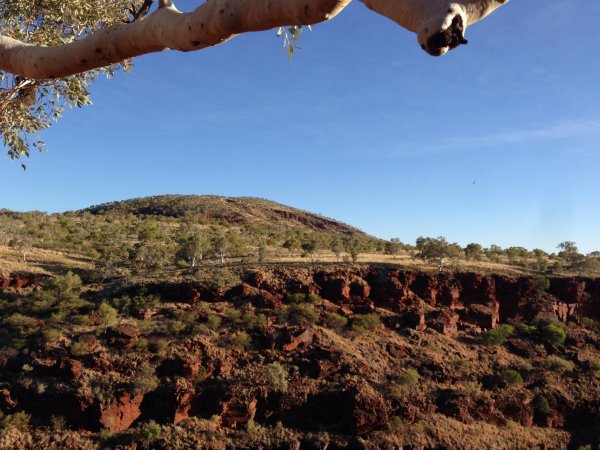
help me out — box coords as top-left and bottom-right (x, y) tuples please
(99, 393), (144, 432)
(218, 398), (257, 428)
(107, 324), (139, 349)
(281, 329), (314, 352)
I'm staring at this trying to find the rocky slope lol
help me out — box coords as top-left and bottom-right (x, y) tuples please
(83, 195), (367, 236)
(0, 266), (598, 449)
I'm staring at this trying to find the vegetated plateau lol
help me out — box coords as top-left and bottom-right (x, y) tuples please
(0, 195), (598, 449)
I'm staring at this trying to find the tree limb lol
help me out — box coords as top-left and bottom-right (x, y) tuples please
(0, 0), (351, 80)
(0, 0), (509, 81)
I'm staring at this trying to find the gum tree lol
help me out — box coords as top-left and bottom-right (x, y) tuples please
(0, 0), (509, 162)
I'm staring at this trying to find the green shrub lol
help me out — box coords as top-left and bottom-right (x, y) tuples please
(306, 294), (323, 304)
(280, 303), (319, 325)
(99, 428), (113, 445)
(205, 314), (222, 330)
(532, 394), (550, 415)
(97, 302), (118, 333)
(168, 320), (187, 335)
(195, 268), (239, 293)
(390, 416), (408, 433)
(42, 328), (63, 345)
(70, 341), (91, 356)
(246, 419), (264, 439)
(536, 276), (550, 291)
(533, 316), (564, 329)
(515, 359), (533, 373)
(50, 415), (67, 431)
(225, 307), (242, 323)
(481, 324), (514, 345)
(324, 312), (348, 329)
(70, 314), (91, 326)
(287, 293), (307, 303)
(135, 337), (149, 352)
(590, 360), (600, 376)
(266, 362), (288, 393)
(47, 271), (82, 302)
(580, 317), (600, 333)
(350, 314), (381, 335)
(463, 381), (483, 398)
(1, 411), (31, 430)
(230, 331), (251, 348)
(514, 322), (537, 337)
(499, 369), (523, 386)
(241, 311), (266, 330)
(4, 313), (38, 334)
(139, 421), (162, 443)
(113, 294), (160, 316)
(546, 355), (574, 373)
(133, 365), (159, 393)
(541, 324), (567, 346)
(396, 368), (419, 385)
(450, 358), (470, 372)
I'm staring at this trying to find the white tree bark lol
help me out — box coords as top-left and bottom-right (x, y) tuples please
(362, 0), (508, 55)
(0, 0), (508, 80)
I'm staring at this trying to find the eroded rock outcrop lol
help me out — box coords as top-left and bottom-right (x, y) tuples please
(0, 272), (46, 290)
(99, 393), (144, 432)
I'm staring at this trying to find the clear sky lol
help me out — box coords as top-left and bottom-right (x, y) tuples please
(2, 0), (599, 253)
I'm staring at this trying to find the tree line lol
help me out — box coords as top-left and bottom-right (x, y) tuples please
(1, 210), (598, 277)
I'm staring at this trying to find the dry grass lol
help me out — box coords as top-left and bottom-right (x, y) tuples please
(384, 413), (570, 449)
(3, 244), (598, 280)
(0, 245), (94, 276)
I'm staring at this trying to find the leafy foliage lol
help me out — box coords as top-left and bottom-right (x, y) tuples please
(481, 324), (514, 346)
(350, 314), (381, 335)
(395, 368), (419, 385)
(546, 355), (574, 373)
(499, 369), (523, 386)
(266, 362), (288, 393)
(0, 0), (140, 162)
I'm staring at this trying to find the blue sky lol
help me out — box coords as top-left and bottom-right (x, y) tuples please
(2, 0), (599, 253)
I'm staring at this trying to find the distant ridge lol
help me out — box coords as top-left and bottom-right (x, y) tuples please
(82, 195), (368, 236)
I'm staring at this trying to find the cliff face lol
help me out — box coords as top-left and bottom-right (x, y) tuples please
(1, 267), (598, 449)
(144, 267), (600, 328)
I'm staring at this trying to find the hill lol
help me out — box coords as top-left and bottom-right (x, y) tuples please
(83, 195), (367, 237)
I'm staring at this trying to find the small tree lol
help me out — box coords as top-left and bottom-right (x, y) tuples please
(47, 271), (82, 303)
(464, 243), (483, 261)
(266, 362), (288, 393)
(505, 246), (529, 266)
(177, 230), (208, 268)
(484, 244), (503, 263)
(532, 249), (548, 272)
(330, 236), (344, 262)
(557, 241), (583, 270)
(344, 237), (365, 263)
(415, 236), (462, 270)
(97, 302), (118, 333)
(301, 234), (323, 261)
(384, 238), (404, 258)
(282, 235), (301, 257)
(8, 235), (32, 262)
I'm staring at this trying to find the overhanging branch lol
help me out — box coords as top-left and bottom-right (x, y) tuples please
(0, 0), (509, 80)
(0, 0), (351, 80)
